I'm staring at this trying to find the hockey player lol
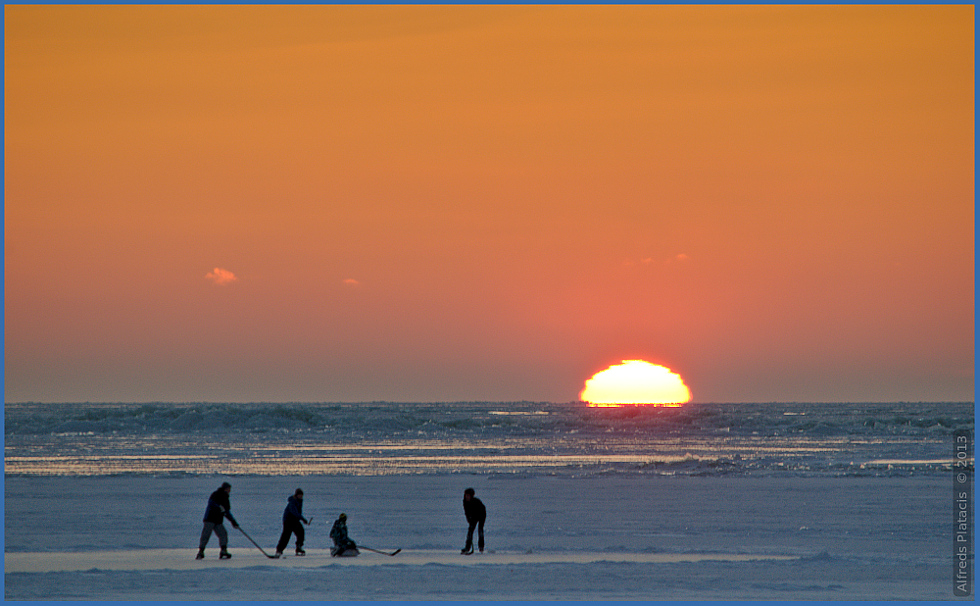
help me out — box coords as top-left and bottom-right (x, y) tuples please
(461, 487), (486, 555)
(329, 513), (359, 557)
(275, 488), (311, 558)
(197, 482), (239, 560)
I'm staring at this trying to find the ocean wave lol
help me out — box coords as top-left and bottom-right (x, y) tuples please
(4, 402), (972, 478)
(4, 401), (974, 438)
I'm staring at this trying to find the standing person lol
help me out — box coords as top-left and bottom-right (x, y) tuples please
(275, 488), (310, 558)
(461, 487), (486, 555)
(329, 513), (359, 557)
(197, 482), (239, 560)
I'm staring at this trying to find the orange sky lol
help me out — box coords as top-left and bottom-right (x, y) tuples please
(5, 5), (974, 403)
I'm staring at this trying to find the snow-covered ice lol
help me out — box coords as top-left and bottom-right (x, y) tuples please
(4, 474), (959, 600)
(5, 401), (970, 600)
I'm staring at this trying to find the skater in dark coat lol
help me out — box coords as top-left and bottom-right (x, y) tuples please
(461, 487), (486, 554)
(197, 482), (239, 560)
(275, 488), (310, 557)
(329, 513), (358, 556)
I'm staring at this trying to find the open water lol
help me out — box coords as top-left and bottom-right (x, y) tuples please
(4, 401), (972, 478)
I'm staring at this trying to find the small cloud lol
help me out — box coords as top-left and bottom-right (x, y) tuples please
(206, 267), (238, 285)
(628, 254), (690, 267)
(343, 278), (361, 287)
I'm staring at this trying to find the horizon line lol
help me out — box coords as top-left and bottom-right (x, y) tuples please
(5, 400), (974, 406)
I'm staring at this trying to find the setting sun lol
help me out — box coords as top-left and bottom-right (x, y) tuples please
(581, 360), (692, 407)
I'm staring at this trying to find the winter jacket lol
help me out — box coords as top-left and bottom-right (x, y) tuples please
(203, 489), (238, 526)
(282, 495), (308, 525)
(463, 497), (486, 524)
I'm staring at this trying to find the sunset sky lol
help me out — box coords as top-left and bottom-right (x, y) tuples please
(5, 5), (974, 404)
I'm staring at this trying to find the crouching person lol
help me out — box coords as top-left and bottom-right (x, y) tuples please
(329, 513), (359, 557)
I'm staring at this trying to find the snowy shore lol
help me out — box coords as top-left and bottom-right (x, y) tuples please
(4, 473), (961, 600)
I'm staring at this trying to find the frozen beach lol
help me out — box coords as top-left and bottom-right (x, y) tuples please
(4, 401), (972, 600)
(3, 474), (961, 600)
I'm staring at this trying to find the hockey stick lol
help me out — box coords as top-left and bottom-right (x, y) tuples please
(359, 545), (401, 556)
(236, 526), (278, 559)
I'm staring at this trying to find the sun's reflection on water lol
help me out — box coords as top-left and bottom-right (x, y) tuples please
(586, 403), (684, 408)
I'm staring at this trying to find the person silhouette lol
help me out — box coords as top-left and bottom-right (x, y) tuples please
(461, 487), (486, 555)
(330, 512), (359, 556)
(197, 482), (239, 560)
(275, 488), (310, 557)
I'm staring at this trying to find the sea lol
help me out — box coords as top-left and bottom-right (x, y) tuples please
(4, 400), (973, 478)
(3, 400), (975, 600)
